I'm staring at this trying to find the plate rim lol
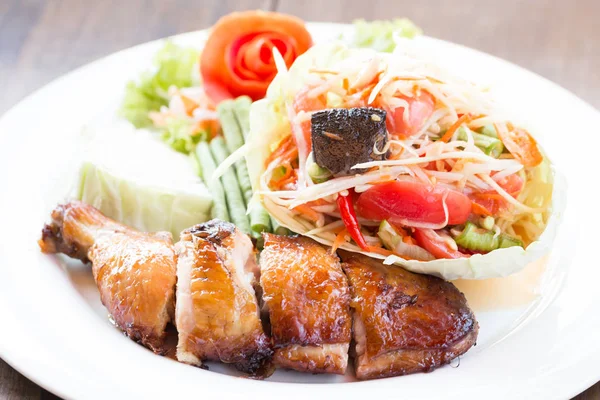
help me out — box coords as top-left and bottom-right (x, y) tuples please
(1, 22), (600, 400)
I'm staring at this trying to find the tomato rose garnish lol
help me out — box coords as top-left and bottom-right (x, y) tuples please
(200, 11), (313, 103)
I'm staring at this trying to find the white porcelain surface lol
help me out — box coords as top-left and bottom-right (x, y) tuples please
(0, 23), (598, 399)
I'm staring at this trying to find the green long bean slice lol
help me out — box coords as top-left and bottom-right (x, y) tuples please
(217, 101), (254, 205)
(478, 124), (498, 138)
(218, 102), (245, 152)
(234, 96), (252, 139)
(228, 98), (273, 234)
(457, 126), (504, 158)
(270, 216), (291, 236)
(209, 137), (251, 233)
(195, 141), (230, 222)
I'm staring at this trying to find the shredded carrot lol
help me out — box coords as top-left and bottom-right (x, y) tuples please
(402, 236), (417, 245)
(331, 229), (349, 254)
(440, 114), (471, 143)
(331, 225), (346, 234)
(368, 245), (394, 257)
(464, 114), (485, 130)
(388, 146), (405, 160)
(305, 199), (329, 207)
(290, 155), (299, 169)
(292, 204), (321, 222)
(265, 135), (295, 167)
(148, 111), (167, 126)
(191, 118), (220, 139)
(269, 164), (293, 187)
(435, 159), (447, 172)
(497, 127), (543, 167)
(278, 164), (293, 182)
(180, 94), (199, 116)
(272, 173), (298, 190)
(266, 138), (300, 190)
(387, 223), (417, 245)
(282, 182), (298, 191)
(369, 175), (395, 185)
(493, 122), (502, 137)
(317, 93), (327, 108)
(359, 83), (377, 100)
(388, 223), (409, 237)
(348, 80), (376, 96)
(473, 193), (504, 201)
(309, 68), (339, 75)
(474, 190), (519, 201)
(471, 202), (493, 216)
(372, 245), (420, 260)
(281, 148), (299, 164)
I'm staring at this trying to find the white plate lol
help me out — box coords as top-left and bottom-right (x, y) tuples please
(0, 23), (599, 400)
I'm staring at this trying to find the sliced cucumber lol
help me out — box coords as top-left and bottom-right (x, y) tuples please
(455, 222), (500, 252)
(478, 124), (498, 138)
(499, 235), (523, 249)
(457, 126), (504, 158)
(308, 161), (332, 183)
(454, 222), (524, 252)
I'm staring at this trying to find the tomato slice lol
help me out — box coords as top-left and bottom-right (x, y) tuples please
(497, 173), (524, 194)
(293, 86), (327, 113)
(413, 228), (467, 259)
(356, 180), (472, 227)
(290, 85), (328, 155)
(470, 173), (524, 215)
(382, 90), (435, 137)
(470, 197), (498, 215)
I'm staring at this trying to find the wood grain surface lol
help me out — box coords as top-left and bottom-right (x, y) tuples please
(0, 0), (598, 398)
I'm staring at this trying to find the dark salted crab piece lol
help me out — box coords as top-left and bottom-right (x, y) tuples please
(311, 107), (388, 176)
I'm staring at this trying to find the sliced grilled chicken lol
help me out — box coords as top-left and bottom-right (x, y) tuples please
(260, 234), (352, 374)
(340, 251), (478, 380)
(38, 201), (177, 353)
(175, 220), (272, 375)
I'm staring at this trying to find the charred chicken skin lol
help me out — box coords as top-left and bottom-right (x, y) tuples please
(260, 234), (352, 374)
(39, 202), (479, 381)
(340, 251), (478, 380)
(38, 201), (177, 354)
(175, 220), (272, 375)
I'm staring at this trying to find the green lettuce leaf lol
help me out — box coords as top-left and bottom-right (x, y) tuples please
(161, 116), (208, 154)
(120, 41), (200, 128)
(351, 18), (422, 52)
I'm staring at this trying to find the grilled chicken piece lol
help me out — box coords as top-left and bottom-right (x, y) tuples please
(175, 220), (272, 375)
(38, 201), (177, 353)
(260, 234), (352, 374)
(340, 251), (478, 380)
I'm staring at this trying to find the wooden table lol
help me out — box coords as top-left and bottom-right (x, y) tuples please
(1, 0), (598, 398)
